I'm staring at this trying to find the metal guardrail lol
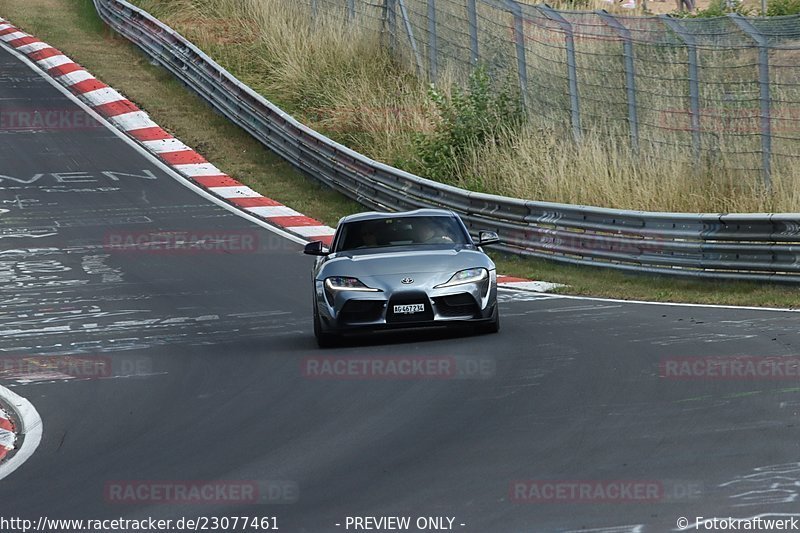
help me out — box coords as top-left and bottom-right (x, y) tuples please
(92, 0), (800, 283)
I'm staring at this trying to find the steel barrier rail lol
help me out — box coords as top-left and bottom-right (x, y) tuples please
(92, 0), (800, 283)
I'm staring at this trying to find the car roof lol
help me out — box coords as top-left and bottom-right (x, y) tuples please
(337, 208), (458, 225)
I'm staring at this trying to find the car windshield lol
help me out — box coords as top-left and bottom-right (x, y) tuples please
(336, 216), (469, 251)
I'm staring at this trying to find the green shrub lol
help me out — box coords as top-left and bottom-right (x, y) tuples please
(767, 0), (800, 15)
(678, 0), (753, 17)
(411, 66), (524, 188)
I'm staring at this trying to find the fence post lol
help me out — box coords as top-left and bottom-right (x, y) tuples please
(538, 4), (582, 143)
(508, 1), (529, 109)
(347, 0), (355, 22)
(386, 0), (397, 53)
(597, 11), (638, 153)
(467, 0), (479, 64)
(728, 13), (772, 190)
(398, 0), (424, 77)
(311, 0), (318, 28)
(428, 0), (438, 81)
(660, 15), (701, 164)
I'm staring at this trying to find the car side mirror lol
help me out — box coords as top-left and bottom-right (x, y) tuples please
(303, 241), (329, 256)
(477, 231), (500, 246)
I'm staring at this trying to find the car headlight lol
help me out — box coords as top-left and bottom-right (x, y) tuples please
(324, 277), (381, 292)
(435, 268), (488, 288)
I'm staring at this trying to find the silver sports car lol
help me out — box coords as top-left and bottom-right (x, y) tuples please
(304, 208), (500, 347)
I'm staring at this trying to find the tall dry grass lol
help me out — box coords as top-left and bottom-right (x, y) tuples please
(138, 0), (441, 164)
(461, 125), (800, 212)
(131, 0), (800, 213)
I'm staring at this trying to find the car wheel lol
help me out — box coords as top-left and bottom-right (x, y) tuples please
(314, 307), (339, 348)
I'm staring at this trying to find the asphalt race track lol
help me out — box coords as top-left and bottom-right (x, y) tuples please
(1, 38), (800, 533)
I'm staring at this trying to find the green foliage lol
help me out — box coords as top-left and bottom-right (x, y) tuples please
(411, 66), (524, 188)
(677, 0), (753, 17)
(767, 0), (800, 16)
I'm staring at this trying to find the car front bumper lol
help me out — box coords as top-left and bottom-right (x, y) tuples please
(315, 271), (497, 334)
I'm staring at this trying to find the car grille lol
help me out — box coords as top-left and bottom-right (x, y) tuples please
(339, 300), (385, 324)
(433, 293), (480, 318)
(386, 291), (434, 324)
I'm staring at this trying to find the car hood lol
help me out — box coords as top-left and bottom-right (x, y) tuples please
(317, 246), (494, 280)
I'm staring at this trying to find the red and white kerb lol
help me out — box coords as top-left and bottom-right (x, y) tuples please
(0, 409), (14, 462)
(0, 18), (336, 245)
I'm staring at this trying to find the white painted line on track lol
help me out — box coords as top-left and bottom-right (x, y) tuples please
(0, 385), (43, 481)
(555, 293), (800, 313)
(505, 289), (800, 313)
(0, 40), (307, 247)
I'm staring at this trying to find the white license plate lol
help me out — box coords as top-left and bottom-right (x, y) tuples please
(393, 304), (425, 314)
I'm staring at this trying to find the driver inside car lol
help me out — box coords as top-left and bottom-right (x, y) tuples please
(415, 220), (455, 244)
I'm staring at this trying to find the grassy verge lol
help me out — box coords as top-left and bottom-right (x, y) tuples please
(1, 0), (797, 307)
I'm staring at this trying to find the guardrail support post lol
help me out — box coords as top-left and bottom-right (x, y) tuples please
(508, 1), (529, 110)
(597, 11), (638, 153)
(427, 0), (438, 81)
(728, 13), (772, 190)
(467, 0), (479, 64)
(660, 15), (701, 165)
(538, 4), (581, 143)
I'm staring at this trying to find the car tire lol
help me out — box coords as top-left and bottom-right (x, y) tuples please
(314, 307), (339, 348)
